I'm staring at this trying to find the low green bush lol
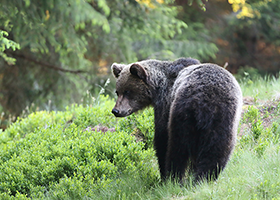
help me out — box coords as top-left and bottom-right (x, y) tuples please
(237, 105), (280, 157)
(0, 95), (158, 199)
(117, 107), (155, 149)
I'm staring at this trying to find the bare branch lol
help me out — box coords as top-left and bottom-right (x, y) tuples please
(9, 53), (88, 74)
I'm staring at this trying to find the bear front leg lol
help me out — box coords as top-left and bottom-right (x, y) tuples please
(154, 126), (169, 180)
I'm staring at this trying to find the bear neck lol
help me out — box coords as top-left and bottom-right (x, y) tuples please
(148, 69), (174, 120)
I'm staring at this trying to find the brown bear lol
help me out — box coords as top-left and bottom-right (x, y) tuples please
(111, 58), (242, 183)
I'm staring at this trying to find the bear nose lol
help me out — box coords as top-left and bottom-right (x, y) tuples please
(112, 108), (120, 116)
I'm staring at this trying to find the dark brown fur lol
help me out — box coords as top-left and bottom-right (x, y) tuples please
(111, 58), (242, 183)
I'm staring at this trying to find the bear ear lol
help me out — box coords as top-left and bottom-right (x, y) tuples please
(130, 63), (147, 82)
(111, 63), (123, 78)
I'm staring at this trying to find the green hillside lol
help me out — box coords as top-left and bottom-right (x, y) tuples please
(1, 77), (280, 199)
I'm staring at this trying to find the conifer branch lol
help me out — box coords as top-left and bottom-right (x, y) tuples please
(10, 53), (88, 74)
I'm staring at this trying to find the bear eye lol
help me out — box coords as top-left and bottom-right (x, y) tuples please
(123, 90), (130, 96)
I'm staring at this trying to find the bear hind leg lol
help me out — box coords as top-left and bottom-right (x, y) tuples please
(165, 109), (197, 183)
(165, 143), (191, 182)
(194, 134), (232, 182)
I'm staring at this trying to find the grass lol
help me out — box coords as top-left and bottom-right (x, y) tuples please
(80, 141), (280, 200)
(1, 74), (280, 199)
(71, 143), (280, 199)
(239, 74), (280, 101)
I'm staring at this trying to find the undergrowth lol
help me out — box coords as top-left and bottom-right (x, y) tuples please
(238, 68), (280, 100)
(0, 95), (158, 199)
(1, 73), (280, 199)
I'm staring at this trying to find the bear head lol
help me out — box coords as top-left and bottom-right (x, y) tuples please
(111, 62), (153, 117)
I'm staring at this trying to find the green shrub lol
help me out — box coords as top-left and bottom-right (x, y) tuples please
(0, 95), (158, 198)
(238, 105), (280, 157)
(243, 106), (263, 141)
(117, 107), (155, 149)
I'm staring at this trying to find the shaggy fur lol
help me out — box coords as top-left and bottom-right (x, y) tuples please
(111, 57), (242, 183)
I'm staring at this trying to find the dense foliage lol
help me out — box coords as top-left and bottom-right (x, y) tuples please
(0, 0), (217, 120)
(0, 95), (157, 199)
(0, 30), (20, 65)
(215, 0), (280, 73)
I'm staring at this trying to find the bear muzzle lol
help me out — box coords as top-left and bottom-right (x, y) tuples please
(112, 95), (133, 117)
(111, 108), (133, 117)
(112, 108), (121, 117)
